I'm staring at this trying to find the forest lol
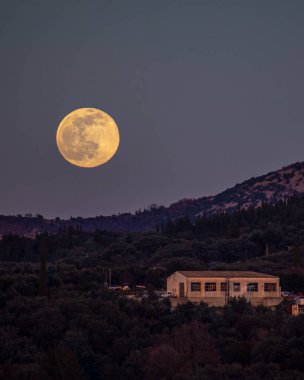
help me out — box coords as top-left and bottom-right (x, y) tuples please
(1, 196), (304, 379)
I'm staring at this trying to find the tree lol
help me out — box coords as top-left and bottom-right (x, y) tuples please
(145, 344), (182, 380)
(38, 240), (48, 297)
(40, 343), (85, 380)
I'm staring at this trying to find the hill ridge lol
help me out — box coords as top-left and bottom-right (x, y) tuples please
(1, 161), (304, 235)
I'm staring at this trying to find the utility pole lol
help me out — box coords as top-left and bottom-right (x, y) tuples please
(38, 240), (48, 297)
(225, 276), (230, 305)
(247, 284), (254, 303)
(109, 268), (112, 287)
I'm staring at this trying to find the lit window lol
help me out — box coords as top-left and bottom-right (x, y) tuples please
(233, 283), (240, 292)
(264, 283), (276, 292)
(247, 283), (258, 292)
(205, 282), (216, 291)
(191, 282), (201, 292)
(221, 282), (227, 291)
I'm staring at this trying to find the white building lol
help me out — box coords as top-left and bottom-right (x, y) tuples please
(167, 270), (282, 307)
(291, 298), (304, 316)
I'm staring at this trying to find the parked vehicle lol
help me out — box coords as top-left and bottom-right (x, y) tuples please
(154, 290), (164, 297)
(108, 285), (122, 291)
(160, 291), (176, 298)
(135, 285), (147, 297)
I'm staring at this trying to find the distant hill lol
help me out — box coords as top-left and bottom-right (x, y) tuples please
(2, 161), (304, 235)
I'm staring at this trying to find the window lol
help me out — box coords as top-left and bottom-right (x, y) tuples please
(247, 283), (258, 292)
(191, 282), (201, 292)
(205, 282), (216, 291)
(233, 283), (240, 292)
(264, 283), (277, 292)
(221, 282), (227, 291)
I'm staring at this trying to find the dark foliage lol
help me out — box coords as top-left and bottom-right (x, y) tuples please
(1, 197), (304, 378)
(0, 272), (304, 380)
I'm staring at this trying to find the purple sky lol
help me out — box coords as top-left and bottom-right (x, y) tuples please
(1, 1), (304, 218)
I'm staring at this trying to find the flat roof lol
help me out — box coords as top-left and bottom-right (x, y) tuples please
(177, 271), (277, 279)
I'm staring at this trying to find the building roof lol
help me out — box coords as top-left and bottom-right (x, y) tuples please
(177, 271), (277, 279)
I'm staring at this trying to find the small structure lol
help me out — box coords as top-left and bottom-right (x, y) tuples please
(167, 271), (282, 307)
(291, 298), (304, 316)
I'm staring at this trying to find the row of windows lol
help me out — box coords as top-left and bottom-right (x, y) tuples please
(190, 282), (277, 292)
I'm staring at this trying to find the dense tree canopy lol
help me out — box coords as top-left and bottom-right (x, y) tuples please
(1, 197), (304, 379)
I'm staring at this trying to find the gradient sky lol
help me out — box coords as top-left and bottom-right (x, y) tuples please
(1, 0), (304, 218)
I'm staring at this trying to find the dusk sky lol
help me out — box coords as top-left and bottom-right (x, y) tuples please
(1, 0), (304, 218)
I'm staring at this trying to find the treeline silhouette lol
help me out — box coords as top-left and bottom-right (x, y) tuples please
(1, 196), (304, 290)
(161, 196), (304, 236)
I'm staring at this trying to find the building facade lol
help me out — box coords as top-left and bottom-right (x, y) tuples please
(291, 298), (304, 316)
(167, 271), (282, 307)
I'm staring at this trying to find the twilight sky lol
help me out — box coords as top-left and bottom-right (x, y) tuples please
(1, 0), (304, 218)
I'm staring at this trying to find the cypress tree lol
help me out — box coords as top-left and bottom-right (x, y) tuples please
(38, 239), (48, 297)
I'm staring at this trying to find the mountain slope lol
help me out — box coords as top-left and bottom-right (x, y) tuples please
(1, 161), (304, 235)
(197, 161), (304, 215)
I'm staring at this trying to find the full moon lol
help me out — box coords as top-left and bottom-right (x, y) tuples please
(56, 108), (120, 168)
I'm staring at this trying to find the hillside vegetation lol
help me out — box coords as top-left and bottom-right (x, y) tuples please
(1, 196), (304, 379)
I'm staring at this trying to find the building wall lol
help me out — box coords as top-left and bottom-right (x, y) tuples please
(291, 298), (304, 316)
(167, 272), (187, 297)
(167, 272), (282, 307)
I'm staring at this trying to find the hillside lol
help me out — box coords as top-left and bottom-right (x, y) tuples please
(1, 161), (304, 235)
(1, 175), (304, 379)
